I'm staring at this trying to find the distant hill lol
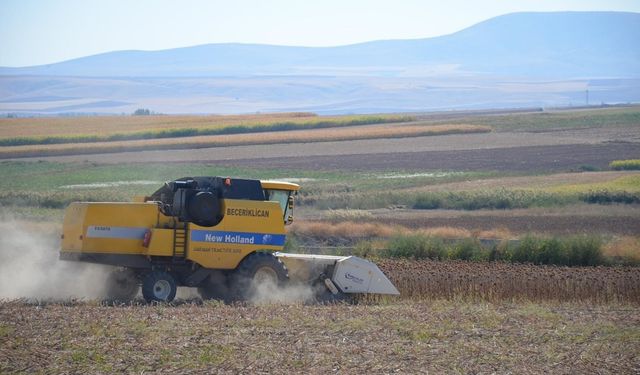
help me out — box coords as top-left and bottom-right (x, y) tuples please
(2, 12), (638, 78)
(1, 12), (639, 114)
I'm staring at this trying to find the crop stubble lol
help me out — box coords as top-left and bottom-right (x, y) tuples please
(378, 259), (640, 304)
(0, 299), (637, 374)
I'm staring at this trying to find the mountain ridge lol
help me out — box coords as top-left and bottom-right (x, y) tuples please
(2, 11), (639, 79)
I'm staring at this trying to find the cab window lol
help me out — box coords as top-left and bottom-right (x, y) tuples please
(265, 189), (290, 220)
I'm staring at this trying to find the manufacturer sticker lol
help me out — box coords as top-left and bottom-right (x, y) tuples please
(345, 273), (364, 284)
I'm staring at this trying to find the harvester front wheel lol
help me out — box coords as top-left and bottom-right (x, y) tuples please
(229, 252), (289, 302)
(142, 271), (177, 303)
(105, 269), (139, 302)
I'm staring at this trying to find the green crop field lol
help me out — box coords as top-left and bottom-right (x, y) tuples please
(436, 106), (640, 131)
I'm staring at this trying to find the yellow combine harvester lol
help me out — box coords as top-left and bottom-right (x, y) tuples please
(60, 176), (399, 303)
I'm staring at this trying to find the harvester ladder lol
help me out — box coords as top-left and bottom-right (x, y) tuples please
(173, 223), (187, 259)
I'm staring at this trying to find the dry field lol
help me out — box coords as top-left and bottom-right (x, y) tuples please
(4, 106), (638, 165)
(211, 142), (640, 173)
(21, 130), (637, 172)
(1, 299), (638, 374)
(367, 207), (640, 236)
(378, 259), (640, 304)
(293, 207), (640, 237)
(0, 123), (490, 159)
(0, 112), (323, 138)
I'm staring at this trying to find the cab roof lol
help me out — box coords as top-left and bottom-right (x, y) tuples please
(260, 180), (300, 191)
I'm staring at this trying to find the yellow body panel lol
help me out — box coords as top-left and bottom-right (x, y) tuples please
(61, 203), (88, 252)
(62, 202), (160, 255)
(187, 199), (286, 269)
(261, 180), (300, 191)
(146, 229), (175, 256)
(61, 197), (288, 270)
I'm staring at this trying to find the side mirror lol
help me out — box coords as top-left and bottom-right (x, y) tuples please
(288, 195), (294, 210)
(286, 195), (294, 224)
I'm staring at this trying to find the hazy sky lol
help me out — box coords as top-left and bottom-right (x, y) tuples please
(1, 0), (639, 67)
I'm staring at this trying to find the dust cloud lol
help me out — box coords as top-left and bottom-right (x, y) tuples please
(249, 279), (316, 305)
(0, 218), (113, 300)
(0, 213), (324, 303)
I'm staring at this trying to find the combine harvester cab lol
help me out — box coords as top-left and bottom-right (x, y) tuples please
(60, 177), (398, 303)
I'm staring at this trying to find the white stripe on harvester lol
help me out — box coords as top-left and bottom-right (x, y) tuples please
(86, 226), (147, 239)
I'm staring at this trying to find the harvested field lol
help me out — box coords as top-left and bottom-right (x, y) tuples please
(1, 300), (639, 374)
(215, 143), (640, 172)
(18, 140), (638, 174)
(378, 259), (640, 304)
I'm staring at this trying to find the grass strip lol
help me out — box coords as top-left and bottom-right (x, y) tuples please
(299, 188), (640, 210)
(610, 159), (640, 171)
(352, 234), (637, 267)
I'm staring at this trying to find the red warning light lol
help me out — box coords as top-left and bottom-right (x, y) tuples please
(142, 229), (152, 248)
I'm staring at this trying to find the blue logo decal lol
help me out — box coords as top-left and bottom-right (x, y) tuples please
(191, 230), (286, 246)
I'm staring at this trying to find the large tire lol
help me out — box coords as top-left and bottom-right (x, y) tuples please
(198, 270), (230, 301)
(104, 269), (139, 302)
(142, 271), (177, 303)
(228, 252), (289, 302)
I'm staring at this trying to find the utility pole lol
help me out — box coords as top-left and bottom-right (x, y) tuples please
(586, 89), (589, 106)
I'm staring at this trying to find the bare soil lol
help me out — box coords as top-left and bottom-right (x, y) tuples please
(1, 300), (638, 374)
(215, 142), (640, 172)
